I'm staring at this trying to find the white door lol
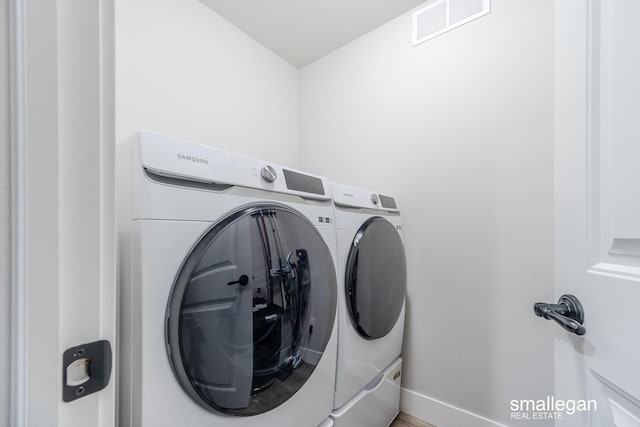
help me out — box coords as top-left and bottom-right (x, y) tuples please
(553, 0), (640, 425)
(9, 0), (116, 426)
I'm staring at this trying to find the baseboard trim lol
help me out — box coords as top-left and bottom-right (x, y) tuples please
(400, 388), (508, 427)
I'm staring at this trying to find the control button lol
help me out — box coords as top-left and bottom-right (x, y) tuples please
(260, 165), (277, 183)
(371, 194), (380, 205)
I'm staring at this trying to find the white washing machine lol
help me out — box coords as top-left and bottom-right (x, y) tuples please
(117, 131), (339, 427)
(329, 182), (406, 427)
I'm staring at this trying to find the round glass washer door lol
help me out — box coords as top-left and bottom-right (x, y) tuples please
(345, 216), (406, 340)
(166, 205), (337, 416)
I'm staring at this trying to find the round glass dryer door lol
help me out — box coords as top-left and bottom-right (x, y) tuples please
(345, 217), (406, 340)
(166, 205), (337, 416)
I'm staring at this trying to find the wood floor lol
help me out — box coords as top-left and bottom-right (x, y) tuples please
(390, 412), (436, 427)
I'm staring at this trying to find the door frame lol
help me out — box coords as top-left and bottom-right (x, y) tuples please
(9, 0), (28, 424)
(8, 0), (116, 426)
(2, 0), (14, 424)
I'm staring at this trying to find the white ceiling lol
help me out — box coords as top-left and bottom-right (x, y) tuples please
(199, 0), (428, 68)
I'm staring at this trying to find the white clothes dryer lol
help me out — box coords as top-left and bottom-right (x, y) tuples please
(329, 182), (406, 427)
(117, 131), (339, 427)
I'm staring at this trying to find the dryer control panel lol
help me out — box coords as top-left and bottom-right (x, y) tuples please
(330, 182), (399, 212)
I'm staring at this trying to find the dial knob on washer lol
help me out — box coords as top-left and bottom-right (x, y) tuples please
(371, 194), (379, 205)
(260, 165), (277, 183)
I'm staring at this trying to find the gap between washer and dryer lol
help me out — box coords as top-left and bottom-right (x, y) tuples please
(390, 413), (436, 427)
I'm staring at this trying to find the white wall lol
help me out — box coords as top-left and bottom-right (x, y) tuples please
(116, 1), (556, 424)
(1, 0), (10, 423)
(116, 0), (300, 167)
(299, 1), (555, 425)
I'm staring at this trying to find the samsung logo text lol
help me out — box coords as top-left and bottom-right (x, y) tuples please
(177, 153), (209, 164)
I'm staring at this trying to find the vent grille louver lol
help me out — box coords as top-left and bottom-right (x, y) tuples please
(412, 0), (490, 46)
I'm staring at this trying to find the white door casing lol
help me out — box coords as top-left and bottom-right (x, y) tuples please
(2, 0), (12, 424)
(9, 0), (116, 426)
(555, 0), (640, 425)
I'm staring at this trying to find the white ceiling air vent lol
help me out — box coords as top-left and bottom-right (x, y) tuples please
(412, 0), (490, 46)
